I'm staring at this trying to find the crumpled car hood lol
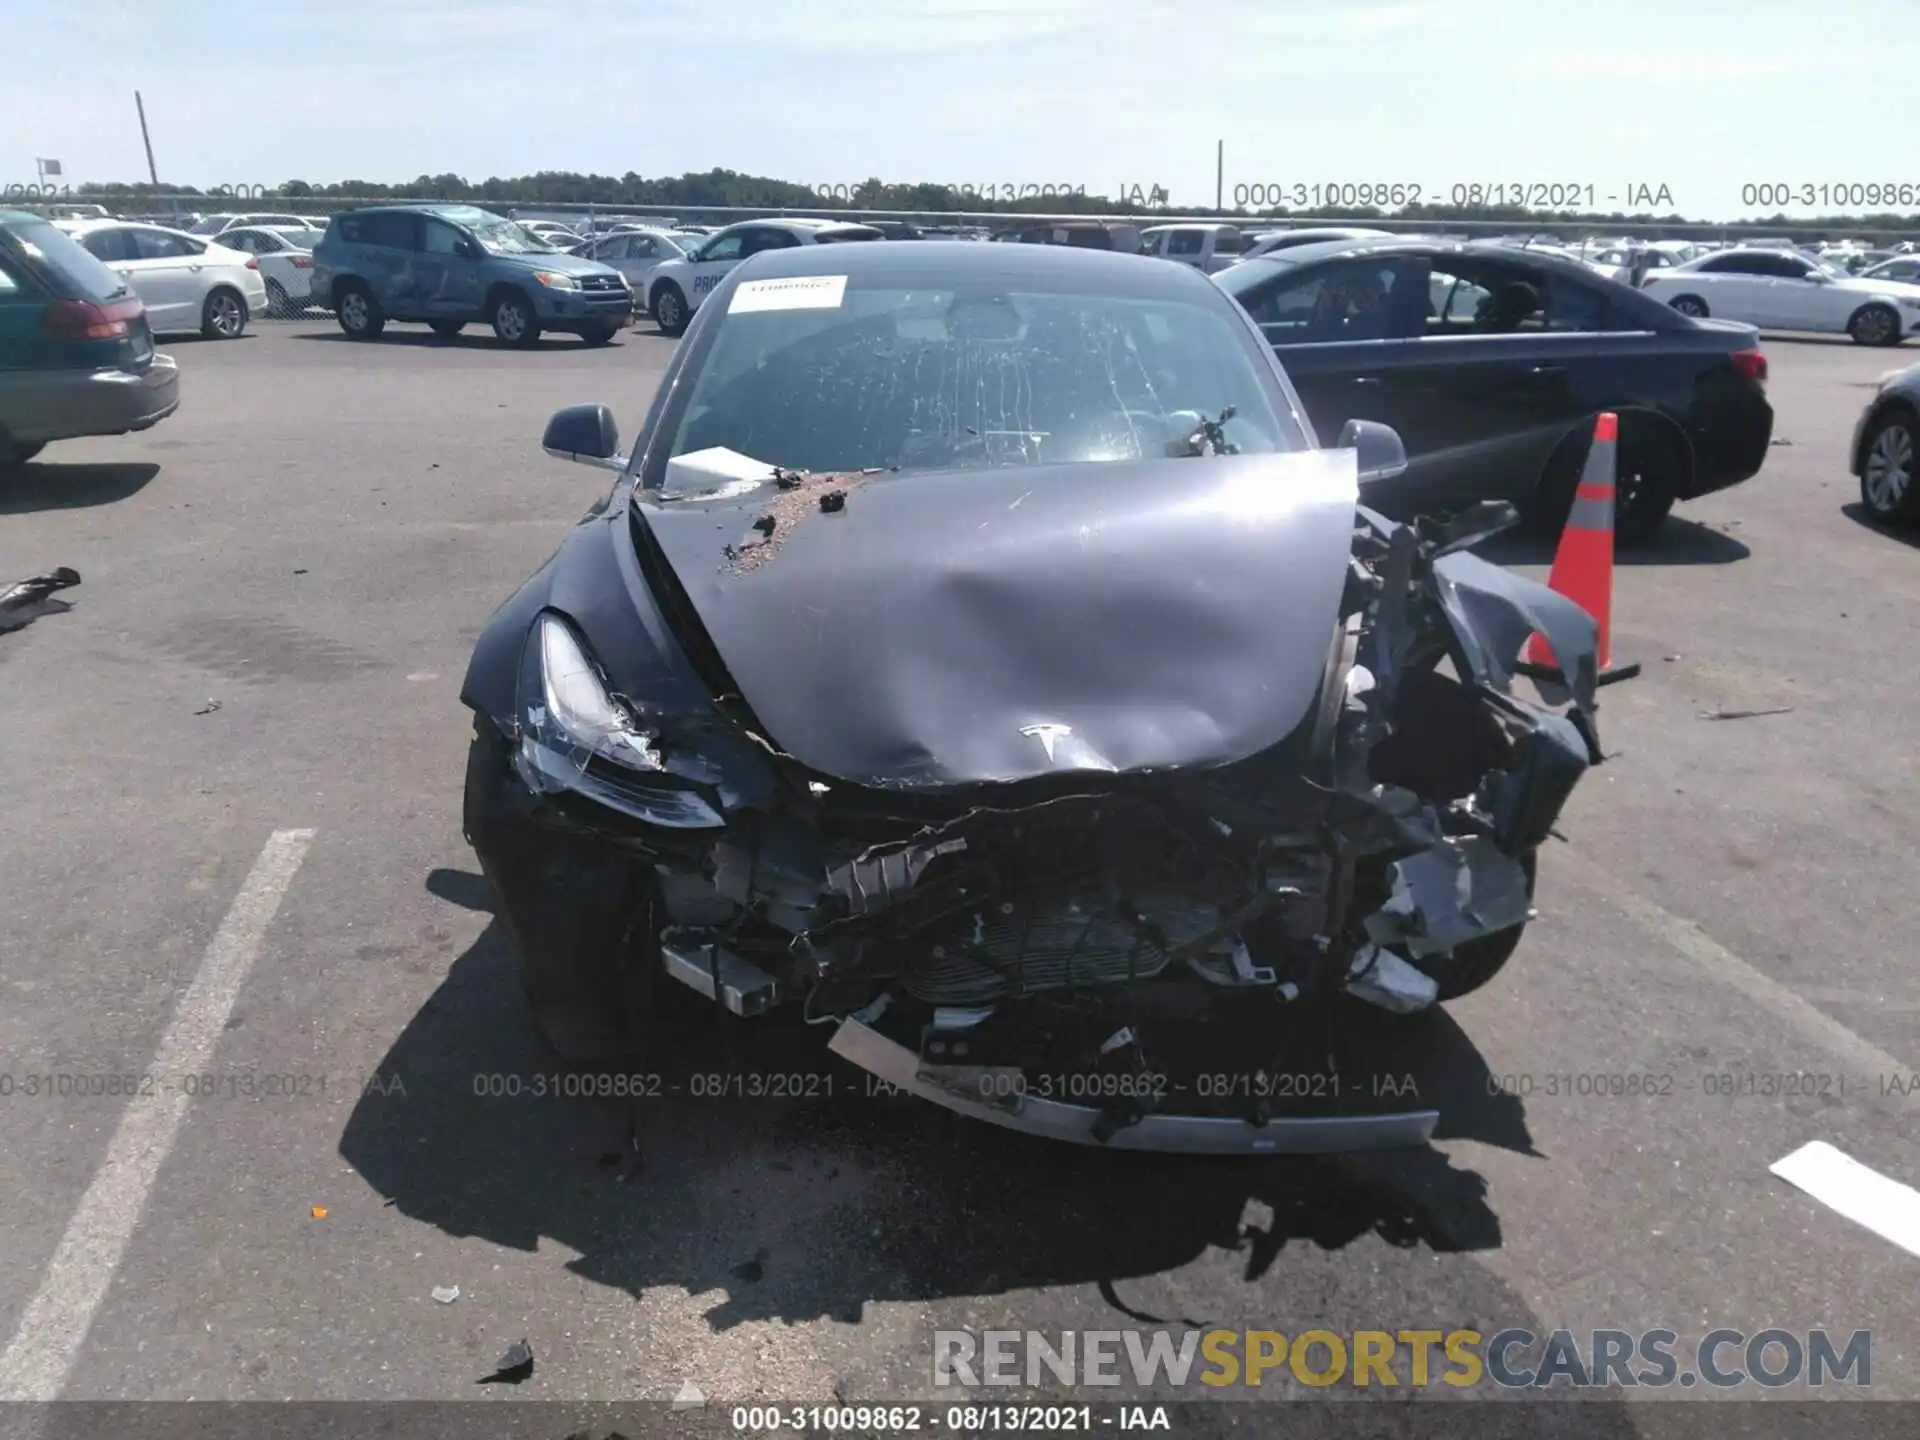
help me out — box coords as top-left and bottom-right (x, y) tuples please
(635, 450), (1360, 788)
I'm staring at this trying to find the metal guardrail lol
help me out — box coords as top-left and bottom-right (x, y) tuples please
(25, 194), (1920, 245)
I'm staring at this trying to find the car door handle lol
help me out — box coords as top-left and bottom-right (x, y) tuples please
(1530, 365), (1566, 377)
(1351, 375), (1383, 387)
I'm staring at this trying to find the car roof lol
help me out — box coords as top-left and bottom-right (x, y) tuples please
(720, 237), (1221, 297)
(1223, 234), (1643, 279)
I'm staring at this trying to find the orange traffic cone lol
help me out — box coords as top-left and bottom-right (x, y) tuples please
(1520, 412), (1640, 688)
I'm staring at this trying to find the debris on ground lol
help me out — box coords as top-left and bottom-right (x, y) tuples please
(479, 1339), (535, 1385)
(1699, 706), (1794, 722)
(431, 1285), (460, 1304)
(729, 1248), (768, 1283)
(0, 567), (80, 635)
(309, 1205), (327, 1219)
(193, 700), (222, 716)
(672, 1380), (707, 1409)
(1770, 437), (1793, 446)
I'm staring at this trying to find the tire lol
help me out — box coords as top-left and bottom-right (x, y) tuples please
(1410, 851), (1538, 1002)
(489, 290), (541, 347)
(0, 434), (47, 468)
(581, 323), (619, 346)
(429, 320), (466, 337)
(265, 279), (291, 318)
(1668, 295), (1709, 319)
(335, 282), (385, 339)
(1848, 303), (1901, 347)
(201, 287), (248, 339)
(1525, 420), (1678, 547)
(651, 282), (689, 336)
(462, 715), (657, 1065)
(1858, 407), (1920, 523)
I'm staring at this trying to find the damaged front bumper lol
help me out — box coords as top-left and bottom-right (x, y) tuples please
(466, 501), (1607, 1153)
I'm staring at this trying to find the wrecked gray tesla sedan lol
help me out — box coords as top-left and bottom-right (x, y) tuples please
(460, 241), (1608, 1155)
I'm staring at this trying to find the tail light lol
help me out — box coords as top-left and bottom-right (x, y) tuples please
(42, 296), (144, 340)
(290, 255), (314, 269)
(245, 257), (260, 270)
(1731, 347), (1768, 389)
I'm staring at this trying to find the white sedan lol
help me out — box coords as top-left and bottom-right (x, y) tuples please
(60, 220), (269, 338)
(213, 225), (319, 314)
(574, 227), (696, 293)
(642, 217), (883, 335)
(1640, 246), (1920, 346)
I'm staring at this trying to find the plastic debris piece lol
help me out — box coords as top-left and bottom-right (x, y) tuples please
(310, 1205), (328, 1219)
(194, 700), (221, 716)
(673, 1380), (707, 1409)
(479, 1339), (535, 1385)
(1345, 942), (1438, 1014)
(1699, 706), (1793, 722)
(0, 566), (81, 635)
(431, 1285), (460, 1304)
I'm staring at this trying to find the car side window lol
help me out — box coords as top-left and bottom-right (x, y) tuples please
(596, 235), (630, 260)
(1422, 265), (1492, 332)
(1214, 229), (1247, 255)
(82, 229), (135, 263)
(629, 236), (659, 259)
(222, 231), (256, 254)
(134, 229), (200, 261)
(1240, 259), (1407, 344)
(361, 213), (416, 250)
(0, 251), (23, 298)
(1543, 275), (1612, 331)
(1767, 255), (1814, 279)
(1166, 230), (1204, 257)
(1700, 254), (1761, 275)
(420, 219), (465, 256)
(697, 233), (746, 263)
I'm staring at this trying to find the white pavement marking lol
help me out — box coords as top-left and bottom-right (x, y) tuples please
(1582, 870), (1916, 1112)
(0, 828), (316, 1402)
(1771, 1141), (1920, 1258)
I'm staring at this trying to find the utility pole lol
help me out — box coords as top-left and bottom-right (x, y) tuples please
(1215, 140), (1224, 212)
(135, 91), (159, 186)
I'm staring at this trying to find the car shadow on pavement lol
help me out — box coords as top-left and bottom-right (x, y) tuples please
(1840, 500), (1920, 548)
(0, 461), (159, 514)
(1474, 516), (1750, 568)
(289, 330), (621, 350)
(336, 873), (1577, 1391)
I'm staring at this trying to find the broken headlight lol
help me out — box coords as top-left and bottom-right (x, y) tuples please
(514, 612), (724, 828)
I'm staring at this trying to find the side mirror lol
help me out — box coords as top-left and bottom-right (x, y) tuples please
(542, 404), (627, 473)
(456, 238), (481, 260)
(1337, 418), (1408, 483)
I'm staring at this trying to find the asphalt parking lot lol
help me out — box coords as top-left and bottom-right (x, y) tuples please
(0, 317), (1916, 1422)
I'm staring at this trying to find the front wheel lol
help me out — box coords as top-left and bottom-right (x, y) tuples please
(1669, 295), (1709, 319)
(1410, 850), (1538, 1002)
(265, 279), (292, 318)
(201, 288), (248, 339)
(1525, 422), (1679, 546)
(1849, 303), (1901, 347)
(651, 283), (689, 337)
(490, 291), (542, 347)
(1859, 408), (1920, 523)
(0, 434), (47, 468)
(463, 715), (657, 1065)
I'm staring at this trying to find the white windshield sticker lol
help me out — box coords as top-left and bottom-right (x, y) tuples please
(729, 275), (847, 314)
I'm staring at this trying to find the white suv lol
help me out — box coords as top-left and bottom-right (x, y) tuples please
(643, 218), (882, 335)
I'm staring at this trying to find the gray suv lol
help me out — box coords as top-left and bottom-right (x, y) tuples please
(310, 203), (633, 346)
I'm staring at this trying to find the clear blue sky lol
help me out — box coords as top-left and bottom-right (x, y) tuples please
(6, 0), (1915, 220)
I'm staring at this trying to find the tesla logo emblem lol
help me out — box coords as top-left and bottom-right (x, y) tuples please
(1020, 723), (1072, 761)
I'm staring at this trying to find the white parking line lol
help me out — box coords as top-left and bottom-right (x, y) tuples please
(0, 828), (315, 1402)
(1772, 1142), (1920, 1259)
(1582, 870), (1917, 1114)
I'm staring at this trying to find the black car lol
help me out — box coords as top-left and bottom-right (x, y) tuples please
(459, 240), (1611, 1155)
(1214, 237), (1775, 542)
(1849, 361), (1920, 523)
(992, 220), (1144, 254)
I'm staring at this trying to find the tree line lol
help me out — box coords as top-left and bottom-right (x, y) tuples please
(57, 167), (1920, 235)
